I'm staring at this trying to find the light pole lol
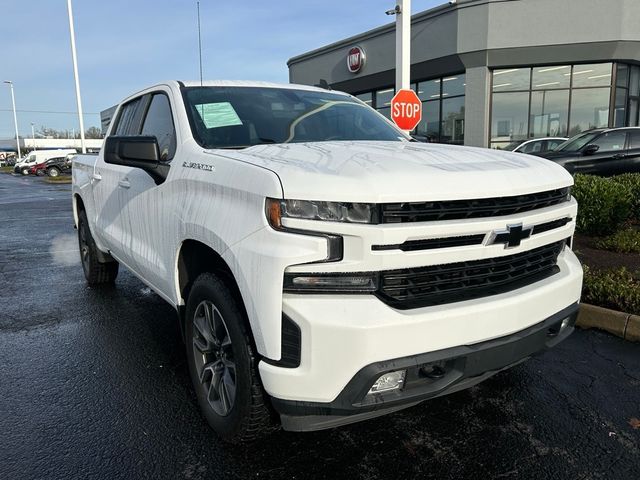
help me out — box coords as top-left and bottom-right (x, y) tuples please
(31, 122), (36, 151)
(3, 80), (21, 159)
(66, 0), (86, 153)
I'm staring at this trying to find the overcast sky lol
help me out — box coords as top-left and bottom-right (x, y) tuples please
(0, 0), (442, 138)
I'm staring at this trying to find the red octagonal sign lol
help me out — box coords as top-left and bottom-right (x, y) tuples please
(391, 89), (422, 131)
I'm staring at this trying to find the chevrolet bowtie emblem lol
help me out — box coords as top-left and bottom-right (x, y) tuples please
(491, 224), (532, 248)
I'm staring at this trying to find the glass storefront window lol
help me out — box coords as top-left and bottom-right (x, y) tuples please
(355, 92), (373, 106)
(569, 88), (611, 135)
(491, 92), (529, 143)
(377, 106), (391, 120)
(529, 89), (569, 137)
(416, 79), (440, 101)
(630, 66), (640, 97)
(617, 64), (629, 88)
(532, 65), (571, 90)
(492, 68), (530, 91)
(416, 100), (440, 140)
(614, 88), (628, 127)
(375, 88), (394, 108)
(629, 99), (639, 127)
(441, 97), (465, 144)
(442, 74), (466, 97)
(571, 63), (612, 88)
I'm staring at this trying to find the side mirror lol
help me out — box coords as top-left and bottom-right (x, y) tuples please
(583, 144), (599, 156)
(104, 136), (169, 184)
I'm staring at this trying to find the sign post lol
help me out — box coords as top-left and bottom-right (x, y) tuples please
(395, 0), (411, 93)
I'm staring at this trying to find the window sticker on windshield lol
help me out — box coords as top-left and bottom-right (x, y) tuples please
(195, 102), (243, 129)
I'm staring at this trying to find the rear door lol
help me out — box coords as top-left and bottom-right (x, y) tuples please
(91, 96), (146, 257)
(573, 130), (628, 175)
(625, 130), (640, 173)
(116, 91), (178, 296)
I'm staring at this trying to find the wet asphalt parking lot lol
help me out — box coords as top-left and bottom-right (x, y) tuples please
(0, 172), (639, 480)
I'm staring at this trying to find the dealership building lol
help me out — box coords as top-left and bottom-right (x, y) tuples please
(288, 0), (640, 148)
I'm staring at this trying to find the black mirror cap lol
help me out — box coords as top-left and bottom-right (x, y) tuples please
(104, 136), (168, 184)
(583, 144), (600, 155)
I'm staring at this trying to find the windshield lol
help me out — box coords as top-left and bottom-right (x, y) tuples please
(182, 86), (407, 149)
(555, 131), (601, 152)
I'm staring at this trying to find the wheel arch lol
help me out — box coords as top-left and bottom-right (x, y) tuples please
(176, 239), (255, 346)
(72, 193), (85, 228)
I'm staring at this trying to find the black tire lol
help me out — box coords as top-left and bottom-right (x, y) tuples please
(185, 272), (276, 443)
(77, 210), (119, 285)
(47, 167), (60, 177)
(21, 168), (29, 175)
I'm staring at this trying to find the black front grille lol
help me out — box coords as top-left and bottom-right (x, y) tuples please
(381, 188), (569, 223)
(377, 241), (565, 309)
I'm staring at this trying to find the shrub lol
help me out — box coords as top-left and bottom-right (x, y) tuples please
(572, 174), (632, 235)
(595, 228), (640, 253)
(582, 266), (640, 315)
(611, 173), (640, 221)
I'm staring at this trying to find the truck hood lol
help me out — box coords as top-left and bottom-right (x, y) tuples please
(210, 141), (573, 202)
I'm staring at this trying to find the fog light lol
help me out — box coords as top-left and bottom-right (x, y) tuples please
(367, 370), (406, 395)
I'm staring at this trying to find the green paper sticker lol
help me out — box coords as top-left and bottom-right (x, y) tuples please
(195, 102), (243, 129)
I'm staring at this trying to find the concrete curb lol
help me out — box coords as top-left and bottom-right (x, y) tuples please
(576, 303), (640, 342)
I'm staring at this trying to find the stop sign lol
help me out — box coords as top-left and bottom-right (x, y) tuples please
(390, 89), (422, 131)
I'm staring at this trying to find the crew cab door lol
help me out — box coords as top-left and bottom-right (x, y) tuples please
(92, 96), (146, 257)
(116, 91), (178, 296)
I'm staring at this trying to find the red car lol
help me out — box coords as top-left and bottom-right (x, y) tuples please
(28, 161), (48, 175)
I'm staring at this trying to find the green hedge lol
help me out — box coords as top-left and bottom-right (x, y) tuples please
(572, 174), (633, 235)
(582, 266), (640, 315)
(610, 173), (640, 221)
(595, 228), (640, 253)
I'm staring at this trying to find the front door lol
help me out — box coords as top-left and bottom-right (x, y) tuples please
(574, 130), (628, 176)
(117, 91), (178, 297)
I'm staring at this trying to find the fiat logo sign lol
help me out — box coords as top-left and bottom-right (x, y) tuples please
(347, 46), (366, 74)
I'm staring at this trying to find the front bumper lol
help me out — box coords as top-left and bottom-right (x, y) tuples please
(273, 302), (578, 431)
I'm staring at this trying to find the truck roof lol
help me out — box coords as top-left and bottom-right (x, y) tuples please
(177, 80), (346, 95)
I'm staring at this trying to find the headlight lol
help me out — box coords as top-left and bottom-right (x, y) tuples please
(266, 198), (376, 226)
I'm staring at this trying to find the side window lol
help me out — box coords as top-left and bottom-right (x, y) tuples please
(547, 140), (563, 150)
(141, 94), (177, 161)
(629, 131), (640, 150)
(590, 131), (627, 152)
(521, 141), (541, 153)
(114, 97), (143, 135)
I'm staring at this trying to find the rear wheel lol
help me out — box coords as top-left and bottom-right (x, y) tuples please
(185, 272), (276, 443)
(47, 167), (60, 177)
(21, 168), (29, 175)
(77, 210), (119, 284)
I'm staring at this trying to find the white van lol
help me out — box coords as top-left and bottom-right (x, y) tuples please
(14, 149), (77, 175)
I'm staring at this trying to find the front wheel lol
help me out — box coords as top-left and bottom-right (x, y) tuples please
(185, 272), (276, 443)
(21, 168), (29, 175)
(47, 167), (60, 177)
(77, 210), (119, 284)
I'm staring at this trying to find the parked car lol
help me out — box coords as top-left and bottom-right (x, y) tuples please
(44, 156), (73, 177)
(27, 156), (71, 176)
(28, 161), (49, 176)
(72, 81), (581, 442)
(538, 127), (640, 175)
(504, 137), (568, 154)
(14, 149), (77, 175)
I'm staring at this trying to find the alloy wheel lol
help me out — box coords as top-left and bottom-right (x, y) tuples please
(192, 300), (237, 417)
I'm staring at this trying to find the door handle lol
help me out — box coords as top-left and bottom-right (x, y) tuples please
(91, 173), (102, 182)
(118, 179), (131, 189)
(612, 153), (626, 159)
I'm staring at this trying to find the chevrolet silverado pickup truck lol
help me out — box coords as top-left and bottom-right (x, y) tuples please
(72, 81), (583, 442)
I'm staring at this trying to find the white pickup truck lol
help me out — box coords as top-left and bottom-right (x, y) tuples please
(72, 80), (583, 442)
